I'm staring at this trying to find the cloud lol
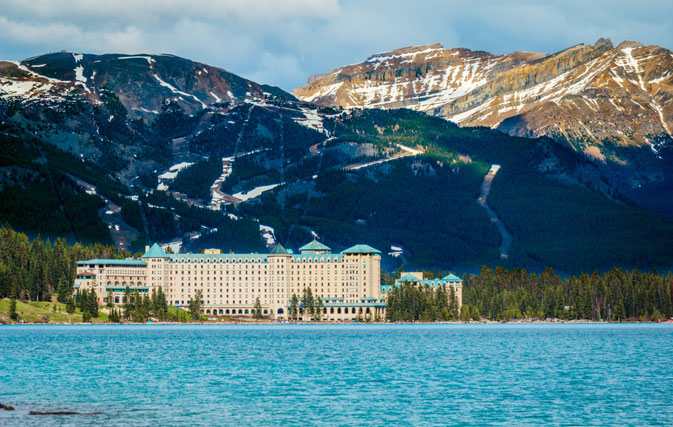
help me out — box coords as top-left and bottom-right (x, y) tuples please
(0, 0), (671, 91)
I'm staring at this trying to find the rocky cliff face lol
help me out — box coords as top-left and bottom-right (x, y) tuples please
(0, 51), (290, 119)
(294, 39), (673, 163)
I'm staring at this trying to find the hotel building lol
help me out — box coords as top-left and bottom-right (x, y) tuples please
(384, 271), (463, 307)
(75, 240), (387, 321)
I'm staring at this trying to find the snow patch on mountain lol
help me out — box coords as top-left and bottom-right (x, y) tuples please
(302, 81), (343, 102)
(118, 56), (155, 66)
(74, 65), (90, 92)
(293, 107), (327, 134)
(233, 183), (280, 202)
(153, 74), (207, 109)
(209, 91), (221, 103)
(0, 78), (53, 97)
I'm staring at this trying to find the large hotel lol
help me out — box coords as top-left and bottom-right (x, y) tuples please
(75, 240), (462, 321)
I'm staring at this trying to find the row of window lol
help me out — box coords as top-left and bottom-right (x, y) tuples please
(169, 257), (359, 264)
(198, 307), (376, 315)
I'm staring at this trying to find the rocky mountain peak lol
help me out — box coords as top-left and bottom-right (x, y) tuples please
(593, 37), (614, 50)
(1, 51), (291, 119)
(616, 40), (645, 50)
(294, 38), (673, 170)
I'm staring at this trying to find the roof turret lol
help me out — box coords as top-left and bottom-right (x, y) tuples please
(299, 239), (331, 254)
(341, 244), (381, 255)
(141, 243), (170, 258)
(269, 243), (291, 255)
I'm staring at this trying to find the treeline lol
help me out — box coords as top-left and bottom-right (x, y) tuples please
(288, 288), (325, 321)
(386, 283), (460, 322)
(0, 225), (126, 302)
(463, 266), (673, 321)
(115, 287), (175, 323)
(73, 288), (99, 322)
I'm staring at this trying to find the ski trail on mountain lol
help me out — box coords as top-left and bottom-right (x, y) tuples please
(209, 104), (255, 207)
(477, 165), (512, 259)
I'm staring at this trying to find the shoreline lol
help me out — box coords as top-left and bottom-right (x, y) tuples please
(3, 319), (671, 326)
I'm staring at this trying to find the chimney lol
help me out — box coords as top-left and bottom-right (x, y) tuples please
(145, 245), (150, 252)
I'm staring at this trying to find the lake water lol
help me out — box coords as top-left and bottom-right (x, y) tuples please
(0, 324), (672, 426)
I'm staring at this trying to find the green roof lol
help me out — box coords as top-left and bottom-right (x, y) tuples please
(170, 253), (268, 262)
(291, 254), (342, 262)
(341, 244), (381, 255)
(141, 243), (170, 258)
(77, 258), (146, 266)
(269, 243), (290, 255)
(395, 273), (462, 287)
(299, 239), (331, 252)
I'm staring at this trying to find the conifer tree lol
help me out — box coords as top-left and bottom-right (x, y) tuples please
(289, 294), (299, 321)
(66, 295), (76, 314)
(9, 296), (18, 321)
(107, 289), (114, 308)
(123, 286), (134, 319)
(314, 297), (324, 322)
(470, 305), (480, 321)
(460, 304), (471, 322)
(448, 287), (459, 320)
(151, 288), (158, 314)
(253, 297), (263, 319)
(159, 287), (168, 319)
(189, 290), (202, 322)
(301, 288), (314, 320)
(90, 289), (99, 318)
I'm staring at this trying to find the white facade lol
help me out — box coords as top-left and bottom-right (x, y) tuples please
(75, 240), (385, 320)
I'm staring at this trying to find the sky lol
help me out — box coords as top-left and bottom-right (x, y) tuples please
(1, 0), (672, 91)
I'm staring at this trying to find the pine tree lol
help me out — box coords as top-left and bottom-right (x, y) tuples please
(314, 297), (324, 322)
(301, 288), (314, 321)
(253, 297), (263, 319)
(66, 295), (76, 314)
(56, 278), (69, 303)
(9, 296), (18, 321)
(90, 289), (99, 318)
(75, 290), (83, 311)
(123, 286), (133, 319)
(107, 289), (114, 308)
(189, 290), (202, 322)
(460, 304), (471, 322)
(159, 287), (168, 319)
(289, 294), (299, 321)
(109, 308), (119, 323)
(82, 308), (91, 323)
(151, 288), (158, 315)
(133, 290), (148, 322)
(471, 305), (480, 321)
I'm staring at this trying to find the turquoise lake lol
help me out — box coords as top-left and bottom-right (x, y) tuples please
(0, 324), (672, 426)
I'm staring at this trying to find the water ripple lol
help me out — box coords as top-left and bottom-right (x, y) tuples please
(0, 324), (671, 426)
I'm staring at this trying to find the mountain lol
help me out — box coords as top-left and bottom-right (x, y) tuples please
(0, 51), (291, 117)
(294, 39), (673, 146)
(2, 51), (673, 273)
(294, 39), (673, 212)
(0, 51), (304, 247)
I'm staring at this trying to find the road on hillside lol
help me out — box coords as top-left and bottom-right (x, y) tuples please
(477, 165), (512, 259)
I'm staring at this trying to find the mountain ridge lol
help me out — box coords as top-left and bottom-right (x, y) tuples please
(2, 49), (673, 273)
(1, 51), (294, 119)
(293, 38), (673, 213)
(294, 37), (672, 143)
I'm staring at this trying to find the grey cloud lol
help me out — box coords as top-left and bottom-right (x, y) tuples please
(0, 0), (671, 91)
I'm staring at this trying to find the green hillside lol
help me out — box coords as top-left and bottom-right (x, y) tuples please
(2, 90), (673, 273)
